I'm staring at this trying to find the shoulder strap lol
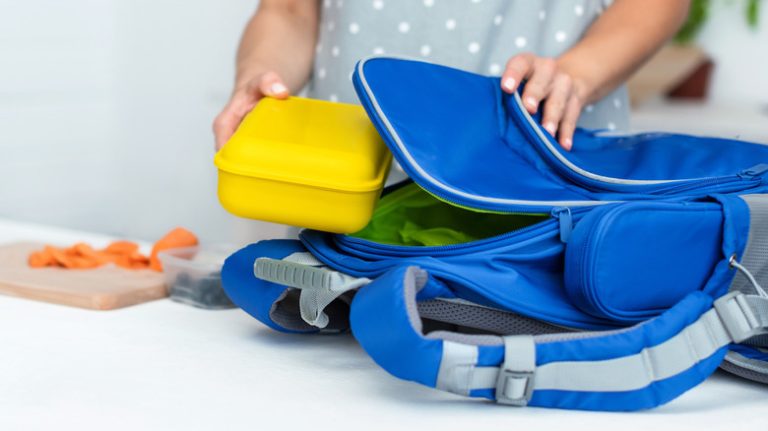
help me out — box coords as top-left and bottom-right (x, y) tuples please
(349, 265), (768, 411)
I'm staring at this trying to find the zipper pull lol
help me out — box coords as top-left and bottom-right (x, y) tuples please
(738, 163), (768, 179)
(551, 207), (573, 243)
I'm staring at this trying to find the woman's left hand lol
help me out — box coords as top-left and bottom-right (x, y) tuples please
(501, 53), (590, 151)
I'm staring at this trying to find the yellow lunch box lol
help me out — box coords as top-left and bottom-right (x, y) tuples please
(214, 96), (392, 234)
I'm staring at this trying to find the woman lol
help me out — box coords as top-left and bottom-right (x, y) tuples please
(214, 0), (690, 151)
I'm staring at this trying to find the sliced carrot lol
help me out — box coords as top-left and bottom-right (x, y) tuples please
(28, 228), (198, 271)
(28, 250), (54, 268)
(50, 248), (76, 268)
(70, 255), (100, 269)
(104, 241), (139, 255)
(149, 227), (198, 271)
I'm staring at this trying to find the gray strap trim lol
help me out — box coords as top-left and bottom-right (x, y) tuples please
(254, 257), (370, 328)
(436, 342), (478, 396)
(282, 252), (324, 267)
(496, 336), (536, 406)
(714, 293), (768, 343)
(436, 293), (766, 397)
(533, 308), (729, 392)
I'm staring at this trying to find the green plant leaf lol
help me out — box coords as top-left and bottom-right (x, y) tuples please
(747, 0), (760, 28)
(675, 0), (711, 44)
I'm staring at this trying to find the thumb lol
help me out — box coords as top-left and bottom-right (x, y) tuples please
(259, 72), (290, 99)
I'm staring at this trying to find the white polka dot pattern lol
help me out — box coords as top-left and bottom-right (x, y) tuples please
(308, 0), (630, 131)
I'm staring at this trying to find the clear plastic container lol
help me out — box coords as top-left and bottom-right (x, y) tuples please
(157, 245), (235, 310)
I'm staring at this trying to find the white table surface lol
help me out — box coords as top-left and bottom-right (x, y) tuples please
(0, 218), (765, 430)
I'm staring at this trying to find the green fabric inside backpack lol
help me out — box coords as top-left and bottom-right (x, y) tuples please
(351, 183), (546, 246)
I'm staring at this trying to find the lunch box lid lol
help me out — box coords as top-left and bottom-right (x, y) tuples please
(215, 97), (392, 193)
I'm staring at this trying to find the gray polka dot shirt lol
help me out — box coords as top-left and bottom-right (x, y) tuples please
(309, 0), (629, 131)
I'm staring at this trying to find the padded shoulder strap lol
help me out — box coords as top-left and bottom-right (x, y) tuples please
(350, 266), (768, 411)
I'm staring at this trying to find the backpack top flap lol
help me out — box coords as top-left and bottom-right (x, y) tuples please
(352, 57), (768, 213)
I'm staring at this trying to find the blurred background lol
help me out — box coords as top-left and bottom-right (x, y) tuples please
(0, 0), (766, 244)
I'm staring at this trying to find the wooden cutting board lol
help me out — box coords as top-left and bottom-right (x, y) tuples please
(0, 242), (168, 310)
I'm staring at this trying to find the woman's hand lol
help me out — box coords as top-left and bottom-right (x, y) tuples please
(501, 53), (590, 152)
(213, 71), (290, 150)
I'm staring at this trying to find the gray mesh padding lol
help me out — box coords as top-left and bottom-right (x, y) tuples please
(534, 323), (642, 343)
(746, 334), (768, 348)
(723, 197), (768, 387)
(418, 299), (571, 336)
(731, 195), (768, 295)
(720, 351), (768, 385)
(426, 330), (503, 346)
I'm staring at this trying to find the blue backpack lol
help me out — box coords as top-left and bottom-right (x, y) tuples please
(222, 58), (768, 411)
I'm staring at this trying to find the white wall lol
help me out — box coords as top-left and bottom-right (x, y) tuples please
(0, 0), (293, 244)
(697, 0), (768, 104)
(1, 0), (766, 243)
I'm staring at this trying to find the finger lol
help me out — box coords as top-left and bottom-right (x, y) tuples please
(541, 73), (573, 137)
(259, 72), (290, 99)
(213, 92), (258, 150)
(558, 96), (582, 152)
(501, 53), (535, 94)
(213, 107), (239, 150)
(521, 58), (557, 114)
(229, 89), (259, 118)
(213, 115), (233, 151)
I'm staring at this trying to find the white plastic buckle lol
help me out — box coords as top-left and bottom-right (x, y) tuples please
(714, 292), (763, 343)
(495, 369), (535, 406)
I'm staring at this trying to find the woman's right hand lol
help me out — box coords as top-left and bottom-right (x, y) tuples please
(213, 71), (290, 150)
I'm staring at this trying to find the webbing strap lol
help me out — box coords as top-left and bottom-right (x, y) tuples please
(495, 336), (535, 406)
(350, 266), (768, 411)
(255, 255), (370, 328)
(437, 292), (768, 403)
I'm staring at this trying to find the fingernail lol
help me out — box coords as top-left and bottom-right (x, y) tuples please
(543, 122), (556, 136)
(525, 97), (538, 110)
(562, 138), (573, 151)
(502, 77), (516, 91)
(270, 82), (288, 95)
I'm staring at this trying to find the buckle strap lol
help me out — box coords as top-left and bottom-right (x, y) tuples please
(435, 336), (536, 406)
(496, 335), (536, 406)
(714, 292), (768, 343)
